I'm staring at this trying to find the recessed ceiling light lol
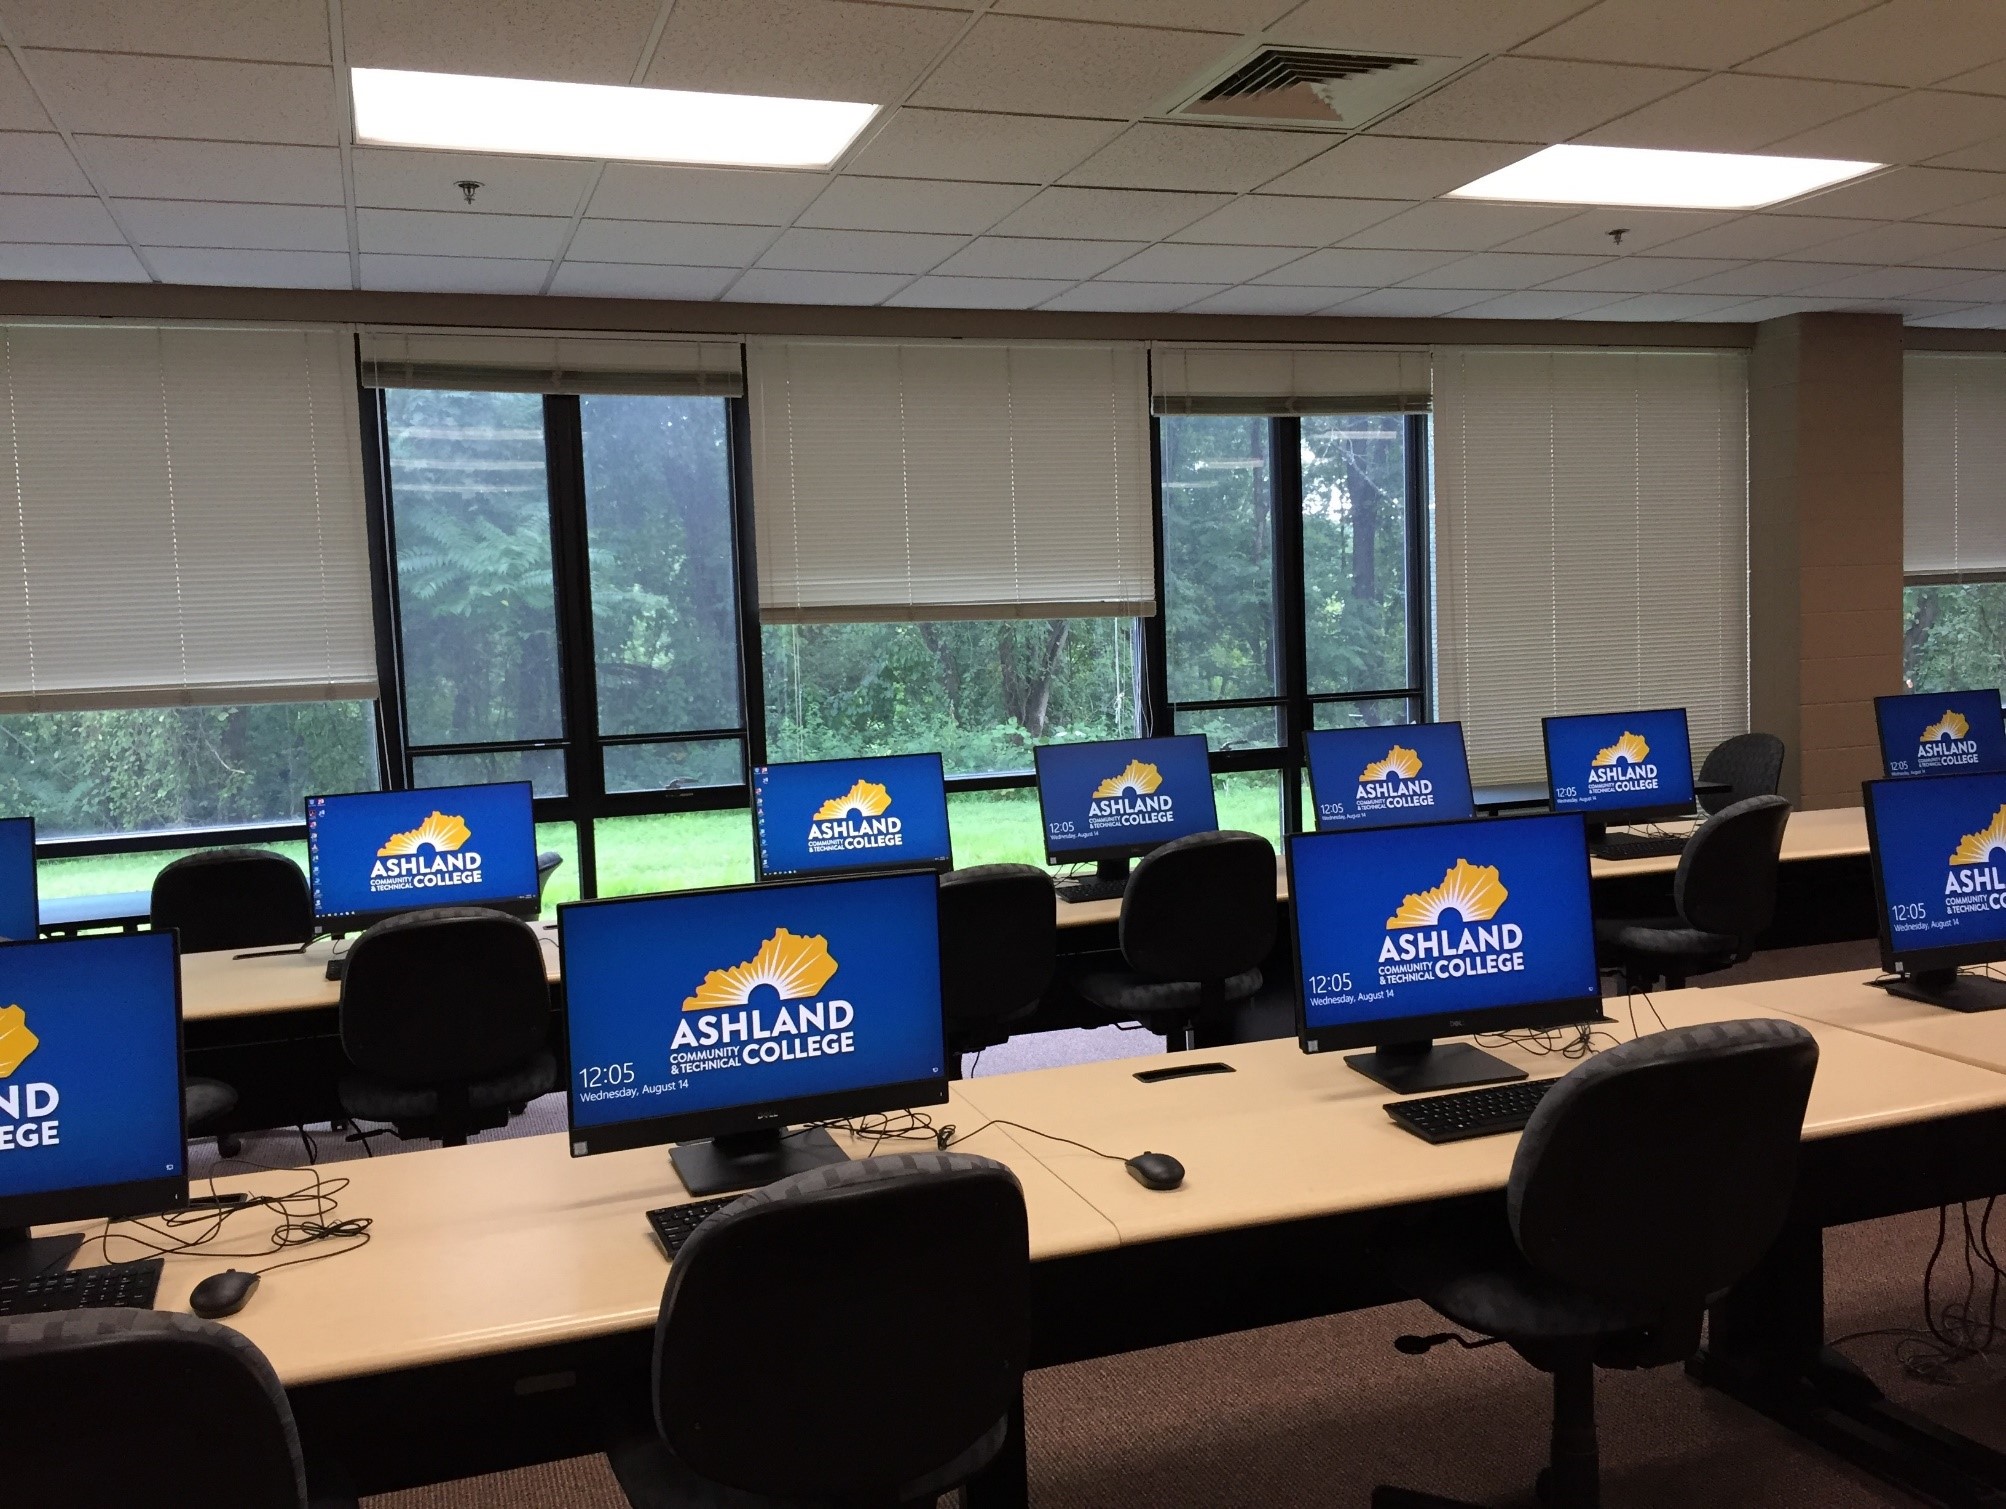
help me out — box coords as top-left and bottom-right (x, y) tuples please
(1447, 144), (1880, 211)
(350, 68), (879, 170)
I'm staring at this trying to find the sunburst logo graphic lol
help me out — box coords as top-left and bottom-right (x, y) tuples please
(1359, 745), (1422, 782)
(377, 811), (471, 857)
(1950, 805), (2006, 866)
(1592, 732), (1651, 767)
(0, 1004), (36, 1078)
(812, 780), (891, 820)
(1092, 760), (1163, 798)
(1923, 710), (1971, 743)
(682, 928), (839, 1012)
(1386, 860), (1509, 929)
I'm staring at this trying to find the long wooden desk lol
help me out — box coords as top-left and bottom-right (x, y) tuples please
(1713, 966), (2006, 1076)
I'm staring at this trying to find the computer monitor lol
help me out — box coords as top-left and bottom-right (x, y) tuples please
(0, 817), (35, 941)
(1874, 689), (2006, 779)
(1542, 707), (1697, 833)
(305, 780), (540, 933)
(1864, 769), (2006, 1012)
(0, 930), (187, 1280)
(561, 869), (949, 1197)
(752, 753), (953, 881)
(1305, 722), (1476, 831)
(1033, 734), (1218, 883)
(1288, 812), (1601, 1094)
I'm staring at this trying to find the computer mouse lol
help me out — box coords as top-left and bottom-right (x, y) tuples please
(1125, 1152), (1185, 1191)
(189, 1268), (260, 1319)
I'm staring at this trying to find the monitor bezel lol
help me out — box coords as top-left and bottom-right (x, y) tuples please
(1303, 720), (1477, 833)
(1286, 811), (1603, 1056)
(558, 868), (950, 1159)
(0, 930), (188, 1232)
(1863, 772), (2006, 977)
(1032, 732), (1219, 867)
(0, 814), (38, 942)
(304, 779), (541, 934)
(1540, 707), (1697, 827)
(1872, 688), (2006, 780)
(750, 751), (954, 883)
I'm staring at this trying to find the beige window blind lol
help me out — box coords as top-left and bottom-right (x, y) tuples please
(1433, 347), (1749, 784)
(0, 322), (375, 713)
(359, 329), (744, 396)
(747, 339), (1154, 622)
(1905, 352), (2006, 580)
(1150, 344), (1431, 416)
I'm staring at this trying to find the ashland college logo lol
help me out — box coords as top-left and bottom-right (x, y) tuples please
(1087, 759), (1171, 832)
(668, 929), (857, 1074)
(1378, 860), (1526, 984)
(0, 1004), (59, 1151)
(1353, 744), (1434, 814)
(1916, 710), (1981, 772)
(1586, 731), (1658, 796)
(1945, 805), (2006, 916)
(370, 811), (483, 897)
(807, 779), (902, 856)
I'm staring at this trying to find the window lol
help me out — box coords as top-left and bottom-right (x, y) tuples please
(1905, 583), (2006, 693)
(1903, 352), (2006, 693)
(1301, 415), (1421, 723)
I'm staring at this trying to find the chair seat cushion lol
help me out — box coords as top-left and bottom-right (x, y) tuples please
(1075, 968), (1263, 1021)
(338, 1050), (555, 1123)
(1594, 916), (1739, 961)
(184, 1077), (238, 1130)
(1387, 1222), (1669, 1344)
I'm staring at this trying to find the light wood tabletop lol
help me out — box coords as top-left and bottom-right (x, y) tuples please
(1705, 968), (2006, 1078)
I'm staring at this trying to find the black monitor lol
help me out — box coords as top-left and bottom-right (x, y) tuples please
(1542, 707), (1697, 833)
(1288, 812), (1602, 1094)
(1304, 722), (1476, 831)
(1874, 689), (2006, 779)
(0, 816), (35, 941)
(1032, 733), (1218, 885)
(560, 869), (949, 1197)
(0, 931), (187, 1280)
(751, 752), (953, 881)
(305, 780), (540, 933)
(1865, 769), (2006, 1012)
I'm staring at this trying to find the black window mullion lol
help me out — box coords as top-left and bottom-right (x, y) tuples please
(543, 394), (601, 898)
(1405, 411), (1433, 721)
(1273, 416), (1308, 836)
(729, 397), (769, 773)
(1141, 414), (1172, 739)
(358, 381), (412, 791)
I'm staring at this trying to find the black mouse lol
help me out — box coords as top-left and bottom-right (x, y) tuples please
(1125, 1152), (1185, 1191)
(189, 1269), (260, 1319)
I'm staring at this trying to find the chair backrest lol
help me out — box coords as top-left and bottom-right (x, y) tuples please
(150, 848), (312, 954)
(1698, 731), (1786, 815)
(1674, 794), (1792, 940)
(938, 864), (1056, 1036)
(1509, 1018), (1817, 1308)
(0, 1308), (305, 1508)
(1119, 830), (1277, 984)
(655, 1153), (1030, 1503)
(339, 906), (550, 1085)
(535, 850), (563, 904)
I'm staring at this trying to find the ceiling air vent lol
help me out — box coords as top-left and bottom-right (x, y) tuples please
(1167, 45), (1470, 130)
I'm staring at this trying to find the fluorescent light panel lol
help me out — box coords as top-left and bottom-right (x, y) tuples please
(351, 67), (879, 170)
(1448, 144), (1880, 211)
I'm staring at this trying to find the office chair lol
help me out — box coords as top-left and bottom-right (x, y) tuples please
(1698, 731), (1786, 815)
(1373, 1017), (1818, 1509)
(0, 1307), (355, 1508)
(939, 863), (1056, 1075)
(609, 1152), (1030, 1509)
(1074, 830), (1277, 1052)
(535, 849), (563, 907)
(335, 906), (554, 1147)
(1596, 794), (1791, 991)
(149, 847), (313, 953)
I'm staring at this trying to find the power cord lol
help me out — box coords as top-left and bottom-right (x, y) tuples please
(790, 1109), (1129, 1163)
(1832, 1199), (2006, 1386)
(80, 1159), (373, 1281)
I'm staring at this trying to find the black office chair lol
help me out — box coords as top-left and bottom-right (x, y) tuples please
(609, 1152), (1030, 1509)
(0, 1307), (355, 1508)
(335, 906), (554, 1147)
(1373, 1017), (1819, 1509)
(1596, 794), (1792, 991)
(1698, 731), (1786, 815)
(535, 849), (563, 908)
(150, 847), (313, 953)
(1074, 830), (1277, 1052)
(939, 863), (1056, 1075)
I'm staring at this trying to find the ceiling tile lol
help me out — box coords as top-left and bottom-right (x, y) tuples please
(1783, 166), (2006, 219)
(23, 52), (336, 145)
(1703, 294), (1863, 319)
(1263, 135), (1528, 200)
(1928, 136), (2006, 173)
(360, 253), (550, 294)
(1906, 303), (2006, 326)
(644, 0), (967, 102)
(1648, 213), (1864, 259)
(1038, 281), (1228, 312)
(1339, 200), (1578, 251)
(1908, 234), (2006, 269)
(567, 219), (772, 266)
(1768, 90), (2006, 164)
(1916, 188), (2006, 227)
(990, 186), (1226, 240)
(1168, 195), (1408, 247)
(726, 269), (908, 304)
(1398, 251), (1613, 288)
(885, 275), (1081, 308)
(0, 194), (120, 243)
(1377, 58), (1701, 143)
(1799, 265), (1983, 297)
(1494, 207), (1736, 253)
(114, 200), (348, 251)
(1, 0), (330, 63)
(796, 177), (1035, 234)
(1742, 0), (2006, 86)
(0, 133), (90, 196)
(1255, 246), (1464, 285)
(1858, 297), (1987, 317)
(341, 0), (662, 86)
(1520, 0), (1871, 70)
(358, 208), (574, 259)
(591, 165), (833, 226)
(352, 150), (594, 216)
(74, 138), (344, 205)
(1915, 269), (2006, 302)
(1943, 60), (2006, 95)
(1674, 261), (1863, 294)
(912, 15), (1226, 116)
(146, 248), (351, 288)
(1793, 220), (2004, 264)
(1184, 284), (1366, 315)
(1571, 292), (1765, 320)
(1536, 255), (1746, 292)
(0, 242), (145, 280)
(755, 227), (962, 273)
(1448, 290), (1631, 318)
(1328, 287), (1497, 316)
(993, 0), (1288, 29)
(0, 54), (51, 132)
(934, 235), (1147, 279)
(1578, 73), (1898, 153)
(1100, 243), (1305, 282)
(1060, 123), (1333, 193)
(547, 263), (741, 299)
(1270, 0), (1588, 55)
(843, 109), (1121, 184)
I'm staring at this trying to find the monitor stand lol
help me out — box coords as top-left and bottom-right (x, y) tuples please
(1343, 1040), (1528, 1095)
(1877, 969), (2006, 1014)
(0, 1226), (81, 1282)
(668, 1125), (850, 1198)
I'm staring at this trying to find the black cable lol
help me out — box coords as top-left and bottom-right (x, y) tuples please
(81, 1159), (373, 1280)
(935, 1117), (1127, 1162)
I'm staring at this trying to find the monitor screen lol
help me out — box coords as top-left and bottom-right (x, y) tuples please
(0, 817), (35, 942)
(752, 753), (952, 880)
(1543, 708), (1696, 822)
(1865, 770), (2006, 973)
(561, 870), (948, 1156)
(1874, 689), (2006, 779)
(0, 931), (186, 1230)
(306, 781), (539, 931)
(1033, 735), (1218, 864)
(1305, 723), (1475, 831)
(1289, 813), (1600, 1052)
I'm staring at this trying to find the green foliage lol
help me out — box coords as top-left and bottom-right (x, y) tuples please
(1905, 583), (2006, 694)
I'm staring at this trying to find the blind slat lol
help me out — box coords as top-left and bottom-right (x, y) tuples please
(359, 329), (744, 397)
(1151, 344), (1431, 416)
(1905, 352), (2006, 577)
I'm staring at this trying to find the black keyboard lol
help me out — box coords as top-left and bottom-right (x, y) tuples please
(1385, 1079), (1560, 1144)
(0, 1258), (162, 1316)
(646, 1197), (740, 1257)
(1057, 876), (1128, 904)
(1593, 835), (1689, 862)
